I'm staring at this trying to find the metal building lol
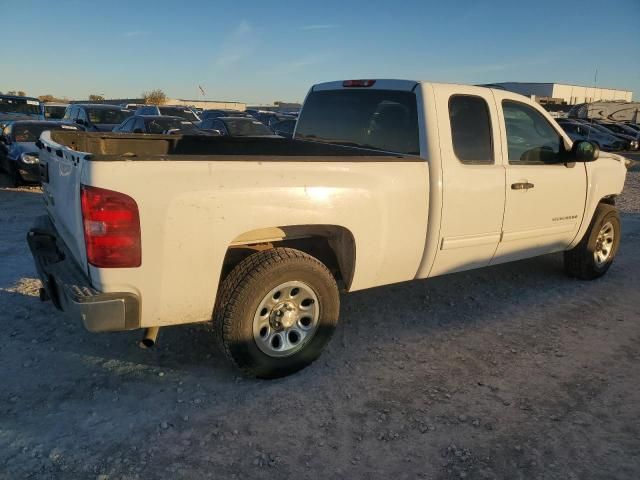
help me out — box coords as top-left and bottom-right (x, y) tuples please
(482, 82), (633, 105)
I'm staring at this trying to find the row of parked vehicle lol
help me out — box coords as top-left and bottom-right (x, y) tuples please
(1, 91), (638, 187)
(0, 94), (301, 185)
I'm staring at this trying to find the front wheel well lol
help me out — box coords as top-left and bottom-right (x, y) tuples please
(600, 196), (616, 206)
(220, 226), (356, 290)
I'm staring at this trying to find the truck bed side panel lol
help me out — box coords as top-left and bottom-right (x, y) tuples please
(83, 159), (429, 327)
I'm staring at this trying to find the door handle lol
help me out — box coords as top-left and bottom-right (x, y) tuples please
(511, 182), (534, 190)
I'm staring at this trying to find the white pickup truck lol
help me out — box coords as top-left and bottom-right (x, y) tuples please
(29, 79), (627, 378)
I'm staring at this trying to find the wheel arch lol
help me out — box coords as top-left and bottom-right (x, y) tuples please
(220, 224), (357, 290)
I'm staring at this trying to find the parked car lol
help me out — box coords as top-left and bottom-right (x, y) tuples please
(0, 120), (81, 185)
(30, 79), (626, 379)
(556, 119), (626, 152)
(255, 111), (296, 127)
(271, 118), (296, 138)
(63, 104), (133, 132)
(113, 115), (211, 135)
(595, 121), (640, 150)
(572, 119), (635, 150)
(200, 109), (252, 121)
(42, 103), (69, 120)
(135, 105), (200, 123)
(622, 122), (640, 133)
(200, 117), (280, 137)
(0, 95), (43, 122)
(122, 103), (145, 111)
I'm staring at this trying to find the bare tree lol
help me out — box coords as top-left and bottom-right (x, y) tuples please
(142, 89), (167, 105)
(39, 94), (66, 103)
(18, 90), (26, 97)
(89, 94), (105, 102)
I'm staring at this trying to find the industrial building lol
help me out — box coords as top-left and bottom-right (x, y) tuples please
(482, 82), (633, 105)
(71, 97), (246, 110)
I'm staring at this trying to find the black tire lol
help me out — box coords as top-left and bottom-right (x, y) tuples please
(214, 247), (340, 379)
(564, 203), (620, 280)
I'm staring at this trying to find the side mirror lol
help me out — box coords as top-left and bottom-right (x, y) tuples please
(572, 140), (599, 162)
(212, 129), (222, 136)
(76, 119), (85, 125)
(133, 128), (143, 134)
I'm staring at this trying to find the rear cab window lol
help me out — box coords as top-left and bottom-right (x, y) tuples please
(449, 95), (494, 164)
(295, 89), (420, 155)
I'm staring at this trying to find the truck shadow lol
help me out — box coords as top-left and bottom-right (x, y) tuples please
(2, 250), (580, 379)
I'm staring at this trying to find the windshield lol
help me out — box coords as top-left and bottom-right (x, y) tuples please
(224, 118), (274, 136)
(0, 97), (40, 115)
(44, 105), (67, 119)
(87, 108), (131, 125)
(295, 89), (419, 154)
(145, 117), (198, 134)
(158, 107), (199, 122)
(12, 123), (78, 142)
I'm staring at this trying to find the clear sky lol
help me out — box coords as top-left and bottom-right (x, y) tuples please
(2, 0), (639, 104)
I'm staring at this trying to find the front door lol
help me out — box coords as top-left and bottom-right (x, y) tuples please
(492, 96), (587, 264)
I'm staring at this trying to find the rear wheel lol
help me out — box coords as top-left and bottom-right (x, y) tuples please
(564, 203), (620, 280)
(214, 247), (340, 379)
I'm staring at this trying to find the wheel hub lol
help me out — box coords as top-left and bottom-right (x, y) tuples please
(269, 302), (297, 330)
(593, 221), (614, 266)
(252, 281), (320, 358)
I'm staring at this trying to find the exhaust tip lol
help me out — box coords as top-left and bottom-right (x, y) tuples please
(138, 326), (160, 349)
(139, 337), (155, 349)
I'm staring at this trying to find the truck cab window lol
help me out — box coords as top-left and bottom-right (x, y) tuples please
(449, 95), (493, 164)
(502, 100), (563, 164)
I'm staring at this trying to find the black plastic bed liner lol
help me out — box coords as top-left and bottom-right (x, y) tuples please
(47, 131), (421, 162)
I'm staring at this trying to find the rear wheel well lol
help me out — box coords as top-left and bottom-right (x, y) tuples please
(220, 226), (356, 290)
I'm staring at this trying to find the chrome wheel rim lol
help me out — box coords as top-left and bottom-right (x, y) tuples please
(252, 281), (319, 358)
(594, 221), (615, 266)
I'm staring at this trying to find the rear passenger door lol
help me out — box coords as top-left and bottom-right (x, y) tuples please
(491, 95), (587, 264)
(429, 86), (506, 276)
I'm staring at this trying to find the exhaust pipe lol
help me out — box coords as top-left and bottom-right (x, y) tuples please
(138, 326), (160, 349)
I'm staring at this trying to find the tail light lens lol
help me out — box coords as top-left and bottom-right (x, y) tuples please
(80, 185), (141, 268)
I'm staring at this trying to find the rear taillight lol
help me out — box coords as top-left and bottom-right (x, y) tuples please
(80, 185), (141, 268)
(343, 79), (376, 87)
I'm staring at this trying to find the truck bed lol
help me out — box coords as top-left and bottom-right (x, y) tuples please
(47, 131), (418, 161)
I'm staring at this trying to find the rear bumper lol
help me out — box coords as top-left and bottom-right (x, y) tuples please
(27, 215), (140, 332)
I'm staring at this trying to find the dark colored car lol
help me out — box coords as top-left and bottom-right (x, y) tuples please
(200, 117), (281, 138)
(595, 121), (640, 150)
(255, 111), (296, 128)
(0, 95), (43, 122)
(42, 103), (69, 120)
(271, 118), (296, 139)
(556, 119), (626, 152)
(569, 119), (634, 150)
(63, 104), (133, 132)
(113, 115), (211, 135)
(135, 105), (201, 123)
(200, 109), (253, 121)
(0, 121), (82, 185)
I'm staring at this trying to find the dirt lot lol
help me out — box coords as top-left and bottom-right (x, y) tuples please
(1, 165), (639, 480)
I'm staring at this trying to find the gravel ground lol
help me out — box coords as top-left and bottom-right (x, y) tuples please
(1, 167), (639, 480)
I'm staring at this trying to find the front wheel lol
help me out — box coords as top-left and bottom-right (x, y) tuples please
(214, 247), (340, 379)
(564, 203), (620, 280)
